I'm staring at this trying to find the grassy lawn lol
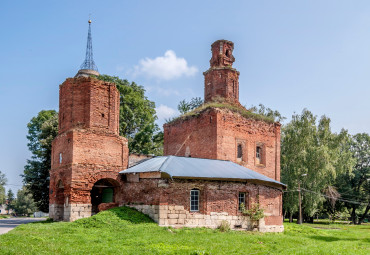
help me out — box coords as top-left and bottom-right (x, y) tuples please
(0, 207), (369, 254)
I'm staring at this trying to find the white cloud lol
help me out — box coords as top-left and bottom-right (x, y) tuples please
(155, 104), (178, 121)
(133, 50), (198, 80)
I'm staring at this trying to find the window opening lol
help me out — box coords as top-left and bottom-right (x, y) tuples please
(190, 189), (200, 212)
(59, 153), (63, 164)
(238, 192), (246, 211)
(256, 146), (262, 164)
(237, 144), (243, 159)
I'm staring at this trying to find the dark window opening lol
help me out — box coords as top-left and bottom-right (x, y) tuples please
(256, 146), (262, 164)
(238, 192), (246, 211)
(226, 49), (231, 57)
(190, 189), (199, 212)
(237, 144), (243, 159)
(101, 113), (105, 118)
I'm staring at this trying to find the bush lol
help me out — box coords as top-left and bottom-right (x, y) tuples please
(218, 220), (230, 232)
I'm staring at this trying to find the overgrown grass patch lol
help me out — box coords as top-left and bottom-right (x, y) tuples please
(167, 100), (275, 125)
(0, 206), (369, 254)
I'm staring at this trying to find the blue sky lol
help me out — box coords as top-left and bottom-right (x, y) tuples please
(1, 0), (370, 192)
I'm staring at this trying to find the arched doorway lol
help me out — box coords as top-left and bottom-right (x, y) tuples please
(90, 179), (118, 215)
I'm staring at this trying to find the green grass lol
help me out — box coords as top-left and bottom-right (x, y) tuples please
(167, 100), (275, 125)
(0, 215), (10, 219)
(0, 207), (369, 254)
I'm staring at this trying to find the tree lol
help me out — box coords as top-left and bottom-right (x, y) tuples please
(6, 189), (15, 213)
(22, 110), (58, 212)
(22, 75), (162, 212)
(13, 187), (37, 216)
(336, 133), (370, 224)
(281, 109), (354, 222)
(0, 170), (7, 204)
(248, 104), (286, 123)
(97, 75), (162, 155)
(177, 97), (203, 114)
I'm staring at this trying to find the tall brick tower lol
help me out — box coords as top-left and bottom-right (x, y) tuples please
(164, 40), (281, 181)
(204, 40), (240, 104)
(49, 21), (128, 221)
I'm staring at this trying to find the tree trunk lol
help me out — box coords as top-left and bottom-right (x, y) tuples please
(358, 202), (370, 225)
(351, 206), (357, 224)
(289, 212), (293, 223)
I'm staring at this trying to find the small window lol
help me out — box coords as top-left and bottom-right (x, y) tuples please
(237, 144), (243, 159)
(256, 146), (262, 164)
(190, 189), (200, 212)
(238, 192), (246, 211)
(59, 153), (63, 164)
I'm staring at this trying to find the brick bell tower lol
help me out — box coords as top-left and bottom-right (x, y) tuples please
(49, 20), (129, 221)
(204, 40), (240, 104)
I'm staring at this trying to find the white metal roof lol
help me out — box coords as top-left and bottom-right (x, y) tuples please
(120, 156), (285, 187)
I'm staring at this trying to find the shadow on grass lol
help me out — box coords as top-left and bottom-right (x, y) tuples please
(309, 236), (359, 242)
(29, 218), (54, 224)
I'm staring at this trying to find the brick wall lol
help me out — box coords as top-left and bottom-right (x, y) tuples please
(164, 108), (281, 181)
(119, 176), (283, 232)
(49, 76), (129, 221)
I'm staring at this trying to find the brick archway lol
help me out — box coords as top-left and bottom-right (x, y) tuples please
(89, 176), (120, 214)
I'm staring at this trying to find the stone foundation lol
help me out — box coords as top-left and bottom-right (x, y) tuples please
(127, 204), (283, 232)
(49, 203), (92, 222)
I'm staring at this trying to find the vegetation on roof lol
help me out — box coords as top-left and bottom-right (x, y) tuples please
(167, 97), (276, 125)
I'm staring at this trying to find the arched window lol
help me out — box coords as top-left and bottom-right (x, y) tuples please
(190, 189), (200, 212)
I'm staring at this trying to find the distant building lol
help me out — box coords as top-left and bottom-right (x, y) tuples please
(48, 21), (285, 232)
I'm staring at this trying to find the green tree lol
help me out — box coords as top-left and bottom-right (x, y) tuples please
(97, 75), (162, 155)
(22, 75), (163, 212)
(6, 189), (15, 213)
(281, 109), (354, 222)
(177, 97), (203, 114)
(336, 133), (370, 224)
(22, 110), (58, 212)
(13, 187), (37, 216)
(248, 104), (286, 123)
(0, 170), (7, 204)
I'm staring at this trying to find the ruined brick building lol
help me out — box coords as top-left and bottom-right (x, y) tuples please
(49, 22), (285, 232)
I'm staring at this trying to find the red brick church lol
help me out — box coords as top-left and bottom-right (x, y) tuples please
(49, 22), (285, 232)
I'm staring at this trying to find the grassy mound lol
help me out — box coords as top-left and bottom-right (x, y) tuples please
(73, 206), (154, 228)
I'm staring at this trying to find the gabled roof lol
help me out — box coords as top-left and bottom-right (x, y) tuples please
(120, 156), (285, 188)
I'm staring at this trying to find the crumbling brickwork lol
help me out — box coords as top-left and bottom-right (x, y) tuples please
(164, 108), (281, 181)
(119, 176), (283, 232)
(49, 77), (128, 221)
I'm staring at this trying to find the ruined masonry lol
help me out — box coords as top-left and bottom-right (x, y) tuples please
(49, 25), (285, 232)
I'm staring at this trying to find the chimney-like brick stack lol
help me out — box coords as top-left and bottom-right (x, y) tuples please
(204, 40), (240, 104)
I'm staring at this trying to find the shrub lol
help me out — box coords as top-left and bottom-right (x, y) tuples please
(218, 220), (231, 232)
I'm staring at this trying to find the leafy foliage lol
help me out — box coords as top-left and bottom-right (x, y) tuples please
(6, 189), (15, 212)
(0, 170), (7, 204)
(97, 75), (163, 155)
(248, 103), (286, 123)
(240, 203), (265, 221)
(22, 110), (58, 212)
(281, 109), (355, 220)
(169, 97), (276, 124)
(336, 133), (370, 224)
(13, 187), (37, 216)
(177, 97), (203, 115)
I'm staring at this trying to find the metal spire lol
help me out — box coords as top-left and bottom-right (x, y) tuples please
(80, 19), (98, 71)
